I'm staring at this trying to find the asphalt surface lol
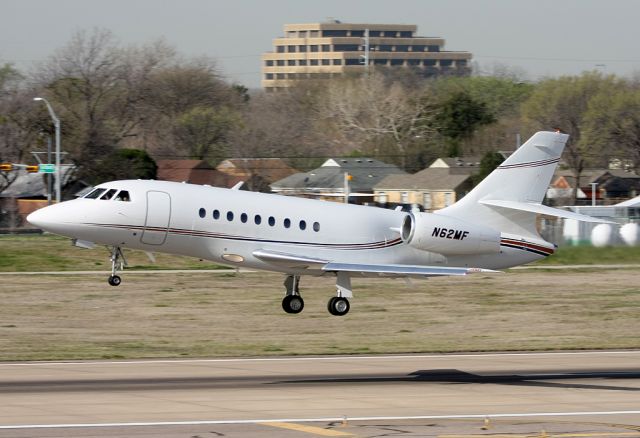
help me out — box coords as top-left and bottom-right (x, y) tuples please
(1, 351), (640, 437)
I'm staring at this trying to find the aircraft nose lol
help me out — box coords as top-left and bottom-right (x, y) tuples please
(27, 202), (79, 235)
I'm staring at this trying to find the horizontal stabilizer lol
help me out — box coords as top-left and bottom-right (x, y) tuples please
(323, 262), (499, 277)
(480, 199), (614, 224)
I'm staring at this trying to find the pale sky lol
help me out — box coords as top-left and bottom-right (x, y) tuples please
(2, 0), (640, 88)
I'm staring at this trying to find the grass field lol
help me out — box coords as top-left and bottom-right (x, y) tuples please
(1, 233), (640, 272)
(0, 268), (639, 361)
(1, 234), (639, 361)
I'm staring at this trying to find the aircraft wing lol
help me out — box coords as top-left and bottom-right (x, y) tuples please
(253, 249), (497, 277)
(322, 262), (498, 277)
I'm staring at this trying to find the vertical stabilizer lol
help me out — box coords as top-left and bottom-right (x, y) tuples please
(438, 131), (569, 237)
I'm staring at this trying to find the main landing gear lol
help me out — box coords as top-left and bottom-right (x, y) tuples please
(281, 273), (353, 316)
(107, 246), (127, 286)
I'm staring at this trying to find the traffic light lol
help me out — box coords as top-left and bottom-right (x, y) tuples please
(0, 163), (13, 172)
(25, 165), (40, 173)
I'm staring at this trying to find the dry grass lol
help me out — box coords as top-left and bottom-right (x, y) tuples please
(0, 268), (638, 361)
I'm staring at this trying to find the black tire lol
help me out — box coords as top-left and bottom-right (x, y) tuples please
(328, 297), (350, 316)
(108, 275), (122, 286)
(282, 295), (304, 314)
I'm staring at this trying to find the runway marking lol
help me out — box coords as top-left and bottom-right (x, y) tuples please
(262, 422), (353, 436)
(2, 411), (640, 430)
(0, 350), (639, 367)
(441, 434), (640, 438)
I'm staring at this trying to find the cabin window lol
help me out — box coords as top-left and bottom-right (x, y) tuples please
(85, 188), (107, 199)
(254, 215), (262, 225)
(240, 213), (248, 223)
(100, 189), (118, 200)
(299, 220), (307, 230)
(227, 211), (234, 221)
(268, 216), (275, 226)
(284, 218), (291, 228)
(199, 208), (206, 218)
(213, 209), (220, 219)
(313, 222), (320, 232)
(114, 190), (130, 201)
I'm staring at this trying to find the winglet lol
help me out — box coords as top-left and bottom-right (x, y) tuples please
(231, 181), (244, 190)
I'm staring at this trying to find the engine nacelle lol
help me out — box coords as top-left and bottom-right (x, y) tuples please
(401, 212), (500, 255)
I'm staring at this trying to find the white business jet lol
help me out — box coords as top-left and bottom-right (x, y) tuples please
(27, 131), (603, 316)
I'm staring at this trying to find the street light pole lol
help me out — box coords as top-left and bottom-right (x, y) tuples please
(33, 97), (61, 203)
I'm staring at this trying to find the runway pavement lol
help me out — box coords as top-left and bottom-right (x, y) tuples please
(1, 351), (640, 437)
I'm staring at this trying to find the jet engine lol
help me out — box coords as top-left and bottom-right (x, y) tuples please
(401, 212), (500, 255)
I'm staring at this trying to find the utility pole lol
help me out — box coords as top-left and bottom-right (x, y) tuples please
(33, 97), (61, 203)
(360, 28), (370, 77)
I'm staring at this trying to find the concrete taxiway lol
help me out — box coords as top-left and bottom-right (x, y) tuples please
(1, 351), (640, 437)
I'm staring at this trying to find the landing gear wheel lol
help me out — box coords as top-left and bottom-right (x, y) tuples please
(108, 275), (121, 286)
(282, 295), (304, 314)
(328, 296), (350, 316)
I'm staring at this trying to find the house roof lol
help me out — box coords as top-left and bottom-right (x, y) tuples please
(552, 169), (640, 189)
(216, 158), (297, 183)
(271, 158), (406, 192)
(157, 160), (244, 188)
(375, 168), (471, 191)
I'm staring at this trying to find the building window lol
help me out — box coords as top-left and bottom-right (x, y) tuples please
(351, 30), (364, 37)
(374, 59), (388, 65)
(378, 192), (387, 204)
(277, 46), (285, 53)
(287, 45), (296, 53)
(379, 45), (392, 52)
(423, 193), (432, 210)
(310, 30), (319, 37)
(401, 192), (409, 203)
(310, 45), (319, 52)
(321, 59), (330, 65)
(333, 59), (342, 65)
(396, 45), (409, 52)
(310, 59), (319, 66)
(334, 44), (360, 52)
(345, 58), (360, 65)
(440, 59), (453, 67)
(265, 73), (274, 80)
(428, 45), (440, 52)
(265, 60), (274, 66)
(276, 60), (285, 66)
(213, 209), (220, 219)
(298, 45), (307, 52)
(412, 45), (426, 52)
(424, 59), (436, 66)
(276, 73), (285, 79)
(400, 31), (412, 38)
(322, 30), (347, 37)
(457, 59), (468, 66)
(322, 44), (331, 51)
(299, 59), (307, 66)
(299, 31), (307, 37)
(390, 59), (404, 66)
(199, 208), (206, 218)
(288, 60), (296, 66)
(407, 59), (421, 66)
(444, 192), (454, 206)
(369, 30), (381, 37)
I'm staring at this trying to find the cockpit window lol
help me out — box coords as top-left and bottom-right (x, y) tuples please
(100, 189), (118, 200)
(114, 190), (130, 202)
(85, 188), (107, 199)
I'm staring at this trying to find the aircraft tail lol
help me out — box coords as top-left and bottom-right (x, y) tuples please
(438, 131), (603, 238)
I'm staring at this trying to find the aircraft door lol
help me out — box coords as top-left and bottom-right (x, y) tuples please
(141, 191), (171, 245)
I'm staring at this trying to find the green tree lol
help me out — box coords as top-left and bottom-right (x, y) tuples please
(521, 71), (619, 203)
(434, 90), (495, 157)
(471, 151), (505, 186)
(89, 148), (157, 184)
(174, 106), (241, 161)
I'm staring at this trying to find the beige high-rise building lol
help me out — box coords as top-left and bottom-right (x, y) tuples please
(262, 21), (472, 90)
